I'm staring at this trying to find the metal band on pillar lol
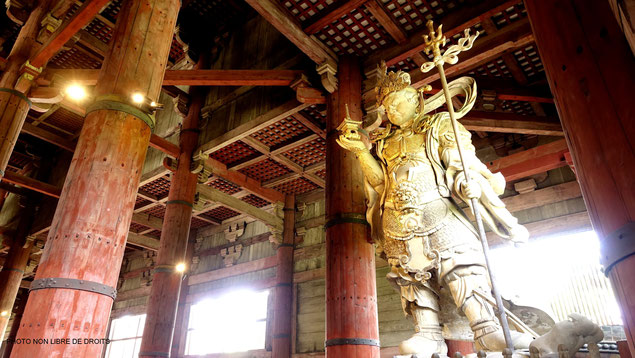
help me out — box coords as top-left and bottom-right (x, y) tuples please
(325, 338), (381, 347)
(29, 278), (117, 300)
(0, 88), (32, 108)
(139, 351), (170, 357)
(324, 212), (369, 229)
(86, 95), (156, 131)
(165, 200), (193, 207)
(601, 221), (635, 274)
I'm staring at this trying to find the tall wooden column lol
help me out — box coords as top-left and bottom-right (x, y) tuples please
(170, 229), (196, 357)
(139, 72), (203, 358)
(272, 195), (295, 358)
(325, 56), (380, 358)
(0, 289), (27, 358)
(10, 1), (180, 356)
(0, 198), (35, 342)
(0, 0), (54, 178)
(525, 0), (635, 353)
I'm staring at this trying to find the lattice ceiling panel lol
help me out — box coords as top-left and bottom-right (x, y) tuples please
(100, 0), (123, 23)
(250, 117), (311, 148)
(241, 194), (269, 208)
(139, 176), (171, 198)
(142, 205), (166, 219)
(8, 151), (32, 171)
(513, 45), (544, 80)
(281, 0), (341, 24)
(201, 206), (241, 222)
(85, 18), (114, 44)
(467, 57), (512, 80)
(315, 7), (394, 56)
(500, 100), (536, 116)
(208, 178), (242, 195)
(50, 47), (102, 69)
(300, 105), (327, 127)
(146, 230), (162, 239)
(191, 216), (212, 228)
(239, 159), (292, 182)
(274, 177), (319, 195)
(315, 168), (326, 179)
(130, 222), (150, 233)
(43, 108), (85, 134)
(283, 138), (326, 168)
(134, 197), (153, 210)
(380, 0), (465, 34)
(209, 140), (259, 167)
(490, 1), (527, 30)
(388, 57), (419, 73)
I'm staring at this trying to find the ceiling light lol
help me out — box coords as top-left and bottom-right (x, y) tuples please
(65, 84), (87, 101)
(175, 263), (186, 273)
(131, 93), (145, 104)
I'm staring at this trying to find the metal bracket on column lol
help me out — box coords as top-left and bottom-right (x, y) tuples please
(325, 338), (380, 347)
(324, 212), (369, 229)
(30, 277), (117, 300)
(86, 95), (156, 131)
(0, 87), (32, 108)
(601, 221), (635, 274)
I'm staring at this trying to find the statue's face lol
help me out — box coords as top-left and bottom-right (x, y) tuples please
(383, 88), (418, 127)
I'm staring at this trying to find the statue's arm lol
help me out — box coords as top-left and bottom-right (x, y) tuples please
(336, 134), (385, 190)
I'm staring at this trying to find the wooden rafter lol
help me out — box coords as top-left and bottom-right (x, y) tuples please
(30, 0), (112, 69)
(364, 0), (407, 44)
(363, 0), (521, 69)
(461, 111), (563, 136)
(203, 158), (285, 203)
(1, 172), (61, 198)
(487, 139), (570, 181)
(304, 0), (369, 34)
(243, 0), (337, 65)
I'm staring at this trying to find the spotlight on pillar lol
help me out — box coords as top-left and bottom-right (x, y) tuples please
(175, 263), (186, 273)
(65, 84), (87, 101)
(131, 92), (163, 114)
(0, 311), (8, 317)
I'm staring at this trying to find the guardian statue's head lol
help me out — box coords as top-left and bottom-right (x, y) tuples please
(375, 62), (425, 128)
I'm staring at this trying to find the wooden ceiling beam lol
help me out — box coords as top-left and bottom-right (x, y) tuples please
(486, 139), (570, 181)
(1, 172), (61, 198)
(461, 111), (563, 136)
(409, 18), (534, 89)
(304, 0), (369, 34)
(292, 113), (326, 139)
(364, 0), (407, 44)
(30, 0), (112, 69)
(244, 0), (337, 64)
(42, 69), (308, 87)
(21, 122), (76, 152)
(364, 0), (521, 69)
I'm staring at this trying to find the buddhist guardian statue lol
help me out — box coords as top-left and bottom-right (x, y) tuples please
(336, 61), (533, 356)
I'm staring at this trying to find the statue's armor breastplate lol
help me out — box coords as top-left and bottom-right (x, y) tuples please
(381, 133), (449, 248)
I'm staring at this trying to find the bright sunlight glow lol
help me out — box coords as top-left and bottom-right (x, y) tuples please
(490, 230), (622, 326)
(65, 84), (87, 101)
(185, 289), (269, 355)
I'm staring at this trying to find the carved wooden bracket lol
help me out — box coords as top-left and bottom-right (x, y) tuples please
(163, 157), (178, 172)
(190, 155), (212, 183)
(291, 75), (326, 104)
(37, 13), (62, 43)
(223, 222), (245, 243)
(220, 244), (242, 267)
(317, 61), (338, 93)
(267, 202), (285, 244)
(173, 93), (190, 117)
(6, 0), (33, 26)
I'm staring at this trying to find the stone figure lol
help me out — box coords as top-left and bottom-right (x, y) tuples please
(337, 63), (531, 356)
(529, 313), (603, 358)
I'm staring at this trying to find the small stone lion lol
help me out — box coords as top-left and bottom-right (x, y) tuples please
(529, 313), (604, 358)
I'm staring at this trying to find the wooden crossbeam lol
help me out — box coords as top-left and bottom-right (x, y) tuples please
(42, 69), (307, 87)
(196, 100), (310, 156)
(304, 0), (369, 34)
(30, 0), (112, 68)
(461, 111), (563, 136)
(204, 157), (285, 203)
(363, 0), (521, 69)
(1, 172), (61, 198)
(21, 122), (76, 152)
(487, 139), (570, 181)
(196, 184), (283, 231)
(244, 0), (337, 64)
(409, 19), (534, 89)
(127, 231), (160, 251)
(364, 0), (407, 44)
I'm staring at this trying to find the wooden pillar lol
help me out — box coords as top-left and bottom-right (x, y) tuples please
(446, 340), (475, 356)
(170, 229), (197, 358)
(525, 0), (635, 353)
(0, 289), (27, 358)
(139, 67), (203, 358)
(0, 0), (54, 178)
(10, 1), (180, 356)
(0, 197), (36, 341)
(272, 195), (295, 358)
(325, 56), (380, 358)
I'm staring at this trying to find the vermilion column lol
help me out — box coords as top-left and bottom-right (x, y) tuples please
(11, 1), (180, 356)
(139, 71), (203, 358)
(0, 289), (27, 358)
(0, 198), (35, 341)
(0, 0), (54, 177)
(325, 56), (380, 357)
(525, 0), (635, 353)
(170, 229), (196, 357)
(272, 195), (295, 358)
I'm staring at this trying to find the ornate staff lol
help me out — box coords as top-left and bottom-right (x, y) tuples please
(420, 20), (515, 353)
